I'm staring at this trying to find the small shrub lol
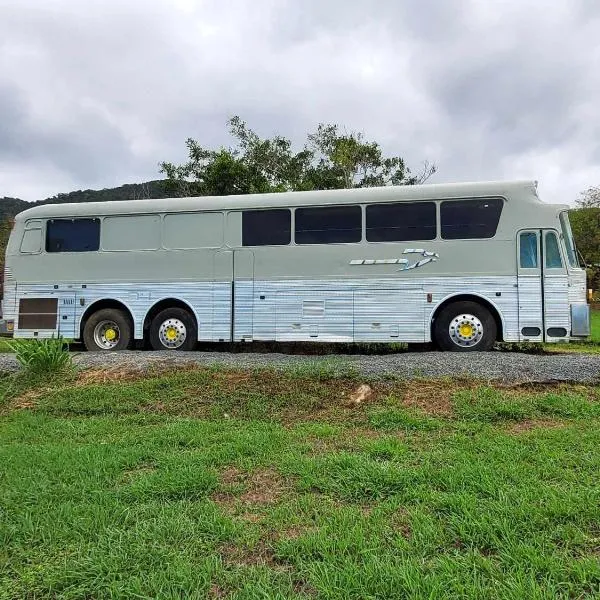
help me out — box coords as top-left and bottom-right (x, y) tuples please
(8, 337), (73, 375)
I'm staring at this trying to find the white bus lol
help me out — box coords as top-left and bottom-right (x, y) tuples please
(0, 180), (589, 351)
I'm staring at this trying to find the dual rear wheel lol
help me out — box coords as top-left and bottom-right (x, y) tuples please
(82, 307), (197, 352)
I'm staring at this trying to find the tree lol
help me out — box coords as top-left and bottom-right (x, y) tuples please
(571, 184), (600, 290)
(576, 186), (600, 208)
(160, 117), (436, 196)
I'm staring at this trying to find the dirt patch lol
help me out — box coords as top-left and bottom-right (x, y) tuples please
(502, 419), (568, 434)
(9, 387), (44, 409)
(400, 378), (474, 416)
(219, 540), (285, 569)
(212, 466), (290, 511)
(208, 583), (228, 599)
(75, 364), (201, 386)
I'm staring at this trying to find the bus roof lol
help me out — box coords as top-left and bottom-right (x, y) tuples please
(15, 180), (560, 221)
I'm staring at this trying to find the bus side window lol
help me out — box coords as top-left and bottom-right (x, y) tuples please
(20, 228), (42, 254)
(242, 209), (291, 246)
(519, 232), (538, 268)
(441, 198), (503, 239)
(366, 202), (436, 242)
(46, 218), (100, 253)
(545, 232), (563, 268)
(295, 205), (361, 244)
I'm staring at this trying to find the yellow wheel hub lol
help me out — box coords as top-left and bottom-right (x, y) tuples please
(459, 323), (474, 338)
(165, 327), (178, 340)
(105, 328), (117, 341)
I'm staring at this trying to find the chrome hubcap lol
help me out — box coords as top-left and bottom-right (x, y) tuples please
(158, 318), (187, 349)
(93, 320), (121, 350)
(449, 313), (484, 348)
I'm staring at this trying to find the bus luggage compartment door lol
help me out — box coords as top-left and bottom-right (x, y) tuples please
(275, 290), (353, 342)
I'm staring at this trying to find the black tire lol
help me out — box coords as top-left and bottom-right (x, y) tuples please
(149, 307), (197, 351)
(433, 301), (497, 352)
(82, 308), (133, 351)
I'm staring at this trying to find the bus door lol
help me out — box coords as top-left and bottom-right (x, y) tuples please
(214, 249), (254, 342)
(517, 230), (569, 342)
(540, 230), (569, 340)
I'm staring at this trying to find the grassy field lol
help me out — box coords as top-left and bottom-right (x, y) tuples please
(1, 364), (599, 599)
(546, 309), (600, 353)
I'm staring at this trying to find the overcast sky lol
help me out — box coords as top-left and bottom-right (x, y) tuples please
(1, 0), (598, 204)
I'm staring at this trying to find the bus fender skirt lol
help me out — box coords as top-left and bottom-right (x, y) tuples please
(429, 292), (506, 341)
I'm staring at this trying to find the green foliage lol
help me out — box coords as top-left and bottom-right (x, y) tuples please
(0, 181), (171, 223)
(160, 116), (436, 197)
(569, 207), (600, 287)
(8, 337), (73, 375)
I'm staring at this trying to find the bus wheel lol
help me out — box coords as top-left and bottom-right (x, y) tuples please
(149, 307), (197, 351)
(83, 308), (132, 351)
(433, 301), (497, 352)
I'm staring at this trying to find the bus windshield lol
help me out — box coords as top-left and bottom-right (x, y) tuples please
(560, 212), (579, 268)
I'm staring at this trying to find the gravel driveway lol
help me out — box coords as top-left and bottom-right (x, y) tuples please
(1, 349), (599, 384)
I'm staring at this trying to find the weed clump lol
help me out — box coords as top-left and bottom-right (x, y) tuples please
(8, 337), (73, 376)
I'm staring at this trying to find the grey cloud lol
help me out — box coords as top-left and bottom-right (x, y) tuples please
(0, 0), (598, 203)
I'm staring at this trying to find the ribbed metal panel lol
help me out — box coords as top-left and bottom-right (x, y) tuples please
(568, 270), (587, 304)
(543, 275), (570, 338)
(8, 274), (545, 344)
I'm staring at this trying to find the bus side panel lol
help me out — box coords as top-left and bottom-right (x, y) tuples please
(13, 282), (228, 342)
(250, 276), (520, 344)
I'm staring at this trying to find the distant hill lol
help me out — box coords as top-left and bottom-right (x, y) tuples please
(0, 180), (171, 222)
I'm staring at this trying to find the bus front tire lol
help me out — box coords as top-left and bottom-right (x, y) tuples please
(149, 307), (197, 351)
(83, 308), (133, 351)
(433, 301), (497, 352)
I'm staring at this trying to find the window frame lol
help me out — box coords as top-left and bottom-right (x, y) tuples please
(45, 217), (101, 254)
(294, 204), (363, 246)
(519, 230), (539, 270)
(365, 201), (437, 243)
(440, 197), (504, 241)
(20, 220), (43, 255)
(100, 213), (162, 252)
(544, 230), (565, 270)
(241, 208), (292, 248)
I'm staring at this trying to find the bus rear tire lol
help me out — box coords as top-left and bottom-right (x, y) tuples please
(83, 308), (133, 351)
(433, 301), (497, 352)
(149, 307), (197, 351)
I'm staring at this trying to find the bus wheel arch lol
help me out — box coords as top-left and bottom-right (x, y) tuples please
(430, 294), (503, 351)
(80, 299), (135, 351)
(143, 299), (198, 351)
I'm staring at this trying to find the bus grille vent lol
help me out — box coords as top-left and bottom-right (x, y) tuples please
(4, 267), (12, 281)
(303, 300), (325, 317)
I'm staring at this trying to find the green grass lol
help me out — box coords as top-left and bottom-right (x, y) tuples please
(545, 309), (600, 353)
(0, 338), (13, 352)
(1, 367), (599, 599)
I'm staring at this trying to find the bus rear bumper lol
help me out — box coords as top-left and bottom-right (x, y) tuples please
(571, 304), (590, 338)
(0, 319), (14, 337)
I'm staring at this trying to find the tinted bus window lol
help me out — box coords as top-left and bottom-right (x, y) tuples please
(441, 198), (503, 239)
(545, 232), (563, 268)
(295, 205), (361, 244)
(46, 218), (100, 252)
(366, 202), (436, 242)
(519, 232), (538, 268)
(242, 209), (291, 246)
